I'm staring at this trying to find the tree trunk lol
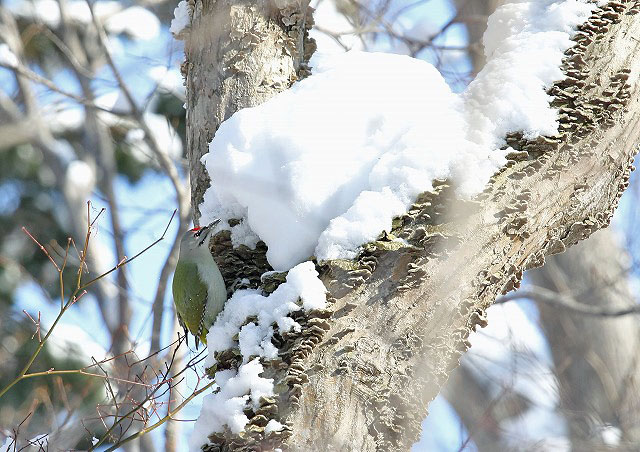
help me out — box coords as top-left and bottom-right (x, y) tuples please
(184, 1), (640, 450)
(530, 229), (640, 450)
(453, 0), (503, 74)
(184, 0), (315, 222)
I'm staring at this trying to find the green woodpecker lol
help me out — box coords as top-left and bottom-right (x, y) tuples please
(172, 221), (227, 347)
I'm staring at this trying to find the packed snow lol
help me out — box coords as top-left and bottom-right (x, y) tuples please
(200, 0), (597, 270)
(191, 0), (599, 446)
(170, 1), (191, 36)
(201, 261), (325, 369)
(189, 262), (326, 450)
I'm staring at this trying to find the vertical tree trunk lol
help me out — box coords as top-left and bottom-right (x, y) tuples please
(530, 229), (640, 450)
(184, 0), (315, 223)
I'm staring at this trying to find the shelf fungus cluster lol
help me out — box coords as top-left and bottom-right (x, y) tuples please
(478, 1), (636, 301)
(188, 1), (640, 450)
(321, 181), (470, 300)
(200, 263), (332, 451)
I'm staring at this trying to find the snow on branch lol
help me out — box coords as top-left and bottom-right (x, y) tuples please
(185, 0), (629, 449)
(199, 0), (597, 271)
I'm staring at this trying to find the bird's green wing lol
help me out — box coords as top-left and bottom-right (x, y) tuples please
(172, 260), (208, 344)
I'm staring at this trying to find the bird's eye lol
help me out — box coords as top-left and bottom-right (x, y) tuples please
(194, 230), (202, 237)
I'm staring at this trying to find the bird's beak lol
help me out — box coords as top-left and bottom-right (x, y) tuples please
(197, 219), (220, 246)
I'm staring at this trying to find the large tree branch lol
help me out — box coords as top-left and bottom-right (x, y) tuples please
(186, 1), (640, 450)
(291, 3), (640, 449)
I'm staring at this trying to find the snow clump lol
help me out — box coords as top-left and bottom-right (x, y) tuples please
(170, 1), (191, 36)
(189, 262), (326, 450)
(191, 0), (599, 446)
(200, 0), (598, 270)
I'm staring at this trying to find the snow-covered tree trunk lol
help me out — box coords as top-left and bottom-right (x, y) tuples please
(184, 0), (315, 221)
(184, 1), (640, 450)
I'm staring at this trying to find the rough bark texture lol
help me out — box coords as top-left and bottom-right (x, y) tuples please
(183, 0), (315, 223)
(184, 1), (640, 451)
(530, 229), (640, 451)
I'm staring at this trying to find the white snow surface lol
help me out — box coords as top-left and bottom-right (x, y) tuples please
(264, 419), (285, 434)
(170, 1), (191, 36)
(601, 425), (622, 446)
(204, 261), (326, 369)
(200, 0), (597, 271)
(190, 262), (326, 450)
(189, 359), (273, 450)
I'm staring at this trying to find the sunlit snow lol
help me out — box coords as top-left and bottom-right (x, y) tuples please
(200, 0), (596, 271)
(192, 0), (599, 447)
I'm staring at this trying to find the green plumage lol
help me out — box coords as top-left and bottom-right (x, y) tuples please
(172, 260), (210, 345)
(172, 223), (227, 347)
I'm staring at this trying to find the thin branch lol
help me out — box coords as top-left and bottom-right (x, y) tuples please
(21, 369), (153, 387)
(0, 61), (125, 114)
(496, 286), (640, 317)
(90, 343), (207, 451)
(0, 208), (176, 401)
(21, 227), (60, 272)
(78, 209), (176, 291)
(104, 380), (216, 452)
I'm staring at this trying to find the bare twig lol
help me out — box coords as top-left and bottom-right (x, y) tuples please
(0, 207), (176, 401)
(496, 286), (640, 317)
(105, 380), (216, 452)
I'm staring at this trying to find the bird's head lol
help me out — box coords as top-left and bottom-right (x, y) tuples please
(180, 219), (220, 253)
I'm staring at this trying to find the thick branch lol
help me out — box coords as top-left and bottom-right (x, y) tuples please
(286, 3), (640, 450)
(187, 1), (640, 451)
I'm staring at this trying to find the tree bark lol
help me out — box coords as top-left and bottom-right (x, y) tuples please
(185, 1), (640, 450)
(184, 0), (315, 223)
(530, 229), (640, 451)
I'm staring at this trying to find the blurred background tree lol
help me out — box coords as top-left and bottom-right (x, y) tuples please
(1, 0), (638, 450)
